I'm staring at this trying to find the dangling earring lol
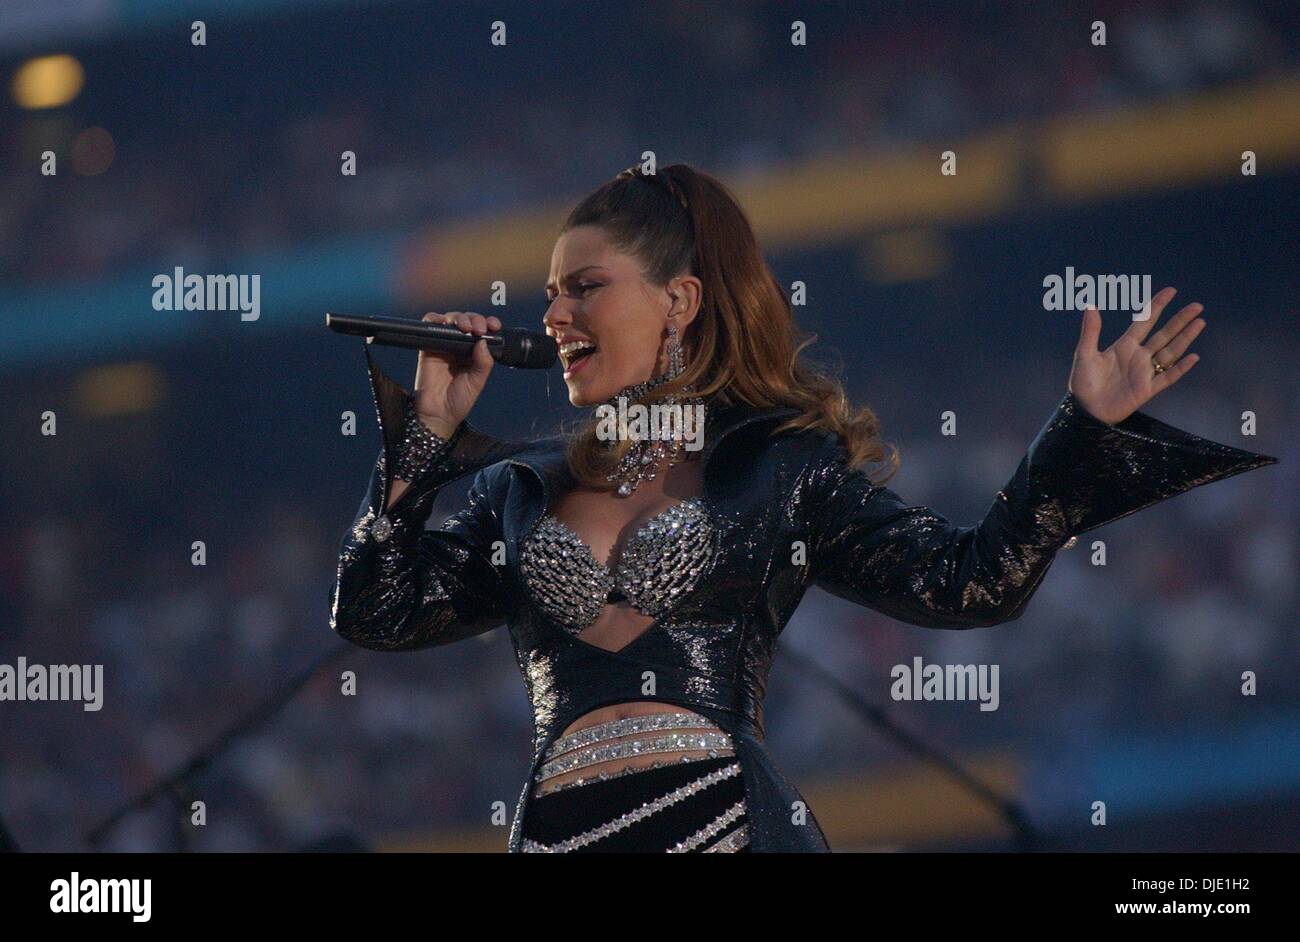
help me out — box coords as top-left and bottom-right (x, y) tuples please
(604, 321), (703, 497)
(664, 322), (685, 381)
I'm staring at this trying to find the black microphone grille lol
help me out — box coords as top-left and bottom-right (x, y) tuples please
(498, 328), (558, 369)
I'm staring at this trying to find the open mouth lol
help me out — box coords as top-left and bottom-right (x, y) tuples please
(561, 341), (598, 376)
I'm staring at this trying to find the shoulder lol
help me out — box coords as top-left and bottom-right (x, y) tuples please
(473, 433), (566, 487)
(753, 418), (846, 467)
(707, 413), (851, 498)
(757, 425), (878, 508)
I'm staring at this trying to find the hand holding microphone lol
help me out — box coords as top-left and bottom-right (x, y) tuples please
(410, 311), (499, 439)
(325, 309), (558, 438)
(330, 310), (511, 510)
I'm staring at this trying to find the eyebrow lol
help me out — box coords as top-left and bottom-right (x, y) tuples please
(545, 265), (608, 293)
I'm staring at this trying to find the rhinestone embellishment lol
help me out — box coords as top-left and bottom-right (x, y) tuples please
(532, 753), (711, 798)
(533, 711), (731, 797)
(392, 395), (454, 482)
(520, 762), (743, 853)
(544, 711), (718, 761)
(704, 823), (750, 853)
(617, 500), (715, 617)
(370, 515), (394, 543)
(518, 498), (716, 635)
(519, 516), (613, 631)
(667, 800), (747, 852)
(536, 731), (735, 782)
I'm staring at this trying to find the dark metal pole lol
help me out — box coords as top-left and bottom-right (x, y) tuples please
(781, 647), (1040, 851)
(86, 642), (351, 849)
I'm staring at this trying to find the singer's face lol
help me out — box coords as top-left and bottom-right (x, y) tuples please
(544, 226), (685, 407)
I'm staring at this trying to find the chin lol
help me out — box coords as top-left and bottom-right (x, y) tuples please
(565, 360), (648, 408)
(567, 387), (605, 408)
(564, 372), (617, 408)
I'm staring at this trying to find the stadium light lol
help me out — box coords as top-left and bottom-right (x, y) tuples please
(11, 53), (84, 109)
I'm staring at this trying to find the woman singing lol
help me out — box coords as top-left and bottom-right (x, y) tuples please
(330, 163), (1277, 853)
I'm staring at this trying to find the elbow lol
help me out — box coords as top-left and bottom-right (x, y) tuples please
(913, 608), (1019, 630)
(963, 587), (1037, 628)
(330, 611), (391, 651)
(328, 597), (391, 651)
(907, 591), (1035, 630)
(965, 604), (1028, 629)
(328, 583), (430, 652)
(330, 609), (435, 652)
(946, 563), (1048, 628)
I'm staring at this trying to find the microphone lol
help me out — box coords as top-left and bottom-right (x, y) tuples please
(325, 312), (558, 370)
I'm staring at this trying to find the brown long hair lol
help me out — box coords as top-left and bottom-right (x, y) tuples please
(559, 162), (899, 490)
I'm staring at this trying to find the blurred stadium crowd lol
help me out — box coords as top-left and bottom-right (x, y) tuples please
(0, 0), (1295, 851)
(1, 0), (1294, 287)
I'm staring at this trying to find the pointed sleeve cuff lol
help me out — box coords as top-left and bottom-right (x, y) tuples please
(1010, 391), (1279, 544)
(361, 341), (530, 513)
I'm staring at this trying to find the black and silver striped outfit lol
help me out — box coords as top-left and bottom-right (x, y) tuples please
(521, 711), (750, 853)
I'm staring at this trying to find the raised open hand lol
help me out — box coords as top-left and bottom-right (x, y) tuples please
(1068, 286), (1206, 425)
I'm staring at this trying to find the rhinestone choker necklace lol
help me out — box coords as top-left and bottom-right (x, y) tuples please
(599, 375), (705, 498)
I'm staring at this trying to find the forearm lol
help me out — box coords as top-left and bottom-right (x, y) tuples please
(808, 391), (1278, 630)
(331, 341), (535, 648)
(387, 415), (456, 510)
(333, 455), (454, 650)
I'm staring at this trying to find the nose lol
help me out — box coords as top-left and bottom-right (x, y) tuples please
(542, 298), (571, 335)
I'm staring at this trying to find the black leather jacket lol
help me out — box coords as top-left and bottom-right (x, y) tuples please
(330, 344), (1277, 851)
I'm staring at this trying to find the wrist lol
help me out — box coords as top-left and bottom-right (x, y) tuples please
(393, 397), (456, 481)
(414, 410), (459, 440)
(1067, 390), (1119, 427)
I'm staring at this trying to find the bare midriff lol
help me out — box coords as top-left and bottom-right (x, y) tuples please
(541, 701), (733, 793)
(538, 454), (732, 793)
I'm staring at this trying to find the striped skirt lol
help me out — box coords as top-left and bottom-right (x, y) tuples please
(519, 711), (750, 853)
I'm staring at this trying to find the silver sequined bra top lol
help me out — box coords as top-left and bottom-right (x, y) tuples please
(519, 498), (716, 635)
